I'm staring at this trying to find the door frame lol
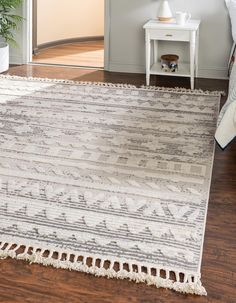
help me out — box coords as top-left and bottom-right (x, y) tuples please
(32, 0), (38, 55)
(22, 0), (110, 70)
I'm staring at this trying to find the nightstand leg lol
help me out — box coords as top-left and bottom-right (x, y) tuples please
(190, 31), (196, 90)
(195, 29), (200, 77)
(145, 33), (151, 86)
(190, 77), (194, 90)
(153, 40), (158, 63)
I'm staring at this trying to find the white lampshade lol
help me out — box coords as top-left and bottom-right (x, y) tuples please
(158, 0), (173, 21)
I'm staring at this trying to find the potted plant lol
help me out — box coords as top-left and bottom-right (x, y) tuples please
(0, 0), (23, 73)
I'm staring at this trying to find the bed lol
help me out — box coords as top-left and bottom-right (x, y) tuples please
(215, 0), (236, 148)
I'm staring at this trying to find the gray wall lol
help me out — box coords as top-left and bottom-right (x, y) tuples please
(11, 0), (232, 79)
(108, 0), (232, 79)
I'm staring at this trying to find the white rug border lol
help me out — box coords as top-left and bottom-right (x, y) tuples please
(197, 95), (221, 274)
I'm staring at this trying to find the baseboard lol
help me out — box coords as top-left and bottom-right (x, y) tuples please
(8, 55), (229, 80)
(109, 62), (229, 80)
(33, 47), (39, 55)
(9, 55), (24, 65)
(197, 67), (228, 80)
(37, 36), (104, 52)
(109, 63), (145, 74)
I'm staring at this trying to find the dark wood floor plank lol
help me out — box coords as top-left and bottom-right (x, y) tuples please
(0, 64), (235, 303)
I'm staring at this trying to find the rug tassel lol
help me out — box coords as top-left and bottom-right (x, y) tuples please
(0, 241), (207, 296)
(140, 85), (225, 96)
(0, 74), (224, 96)
(0, 74), (137, 89)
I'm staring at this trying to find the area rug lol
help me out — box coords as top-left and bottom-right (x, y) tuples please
(0, 75), (221, 295)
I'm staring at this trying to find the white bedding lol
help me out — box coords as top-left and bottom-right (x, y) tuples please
(215, 61), (236, 148)
(214, 0), (236, 148)
(225, 0), (236, 42)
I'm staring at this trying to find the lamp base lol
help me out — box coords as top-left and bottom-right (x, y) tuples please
(158, 16), (173, 22)
(158, 0), (173, 22)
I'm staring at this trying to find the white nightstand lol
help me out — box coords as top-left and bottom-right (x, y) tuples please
(143, 19), (201, 89)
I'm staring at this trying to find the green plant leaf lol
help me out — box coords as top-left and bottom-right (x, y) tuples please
(0, 0), (23, 46)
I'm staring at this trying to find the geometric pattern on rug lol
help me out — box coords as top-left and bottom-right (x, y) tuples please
(0, 76), (221, 295)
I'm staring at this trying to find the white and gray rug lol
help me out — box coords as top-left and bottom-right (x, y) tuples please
(0, 76), (221, 295)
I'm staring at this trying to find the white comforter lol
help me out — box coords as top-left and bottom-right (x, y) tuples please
(215, 62), (236, 148)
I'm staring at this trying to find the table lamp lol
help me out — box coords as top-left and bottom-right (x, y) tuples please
(158, 0), (173, 22)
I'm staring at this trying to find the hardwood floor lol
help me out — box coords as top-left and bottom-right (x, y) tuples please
(1, 65), (236, 303)
(32, 40), (104, 68)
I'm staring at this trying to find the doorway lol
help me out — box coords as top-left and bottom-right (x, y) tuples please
(27, 0), (108, 69)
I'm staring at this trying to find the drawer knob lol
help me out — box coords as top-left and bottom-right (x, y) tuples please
(166, 34), (173, 37)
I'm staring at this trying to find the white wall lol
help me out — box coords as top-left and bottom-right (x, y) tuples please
(12, 0), (233, 79)
(37, 0), (104, 45)
(108, 0), (232, 79)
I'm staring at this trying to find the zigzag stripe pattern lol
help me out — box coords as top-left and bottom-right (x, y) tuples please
(0, 76), (220, 294)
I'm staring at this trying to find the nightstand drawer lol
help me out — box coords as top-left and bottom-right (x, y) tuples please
(149, 29), (190, 41)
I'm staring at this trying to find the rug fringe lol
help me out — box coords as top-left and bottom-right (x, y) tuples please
(0, 241), (207, 296)
(140, 85), (225, 96)
(0, 74), (224, 96)
(0, 74), (137, 89)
